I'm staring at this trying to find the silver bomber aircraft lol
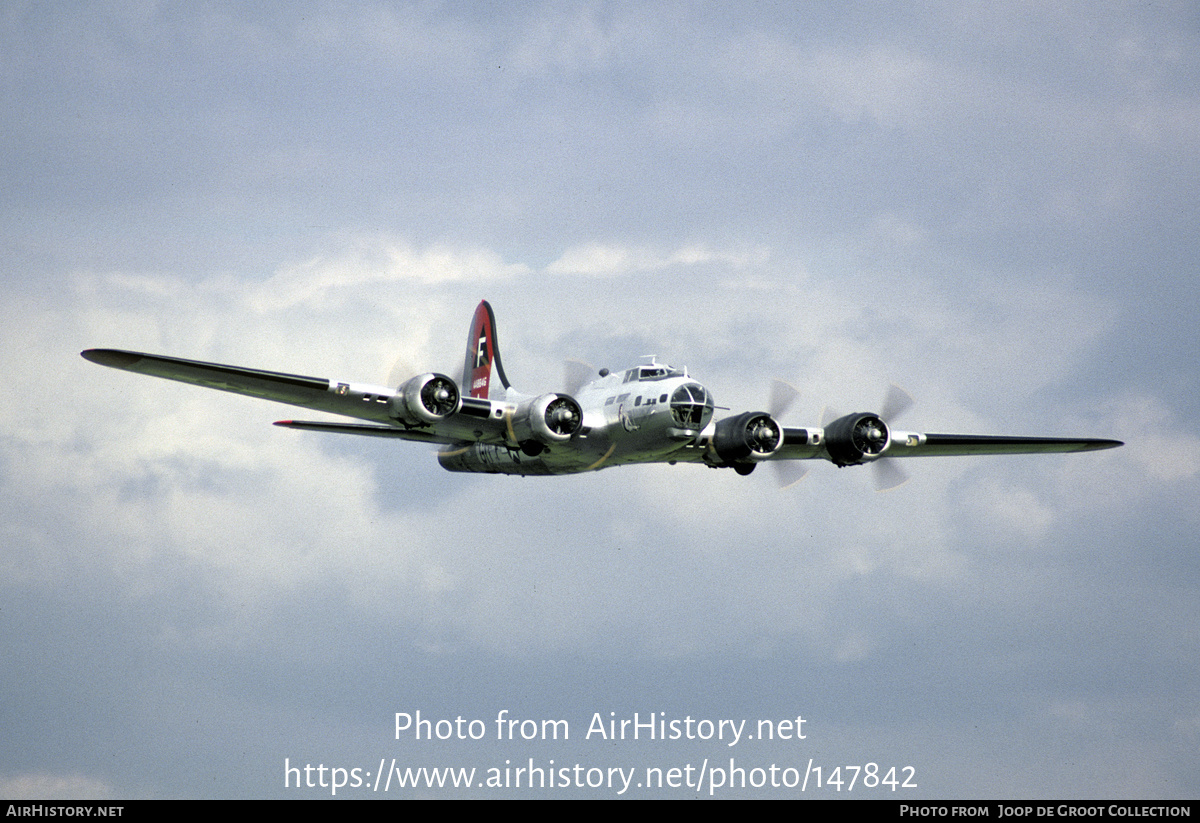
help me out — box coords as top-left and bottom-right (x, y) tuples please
(82, 300), (1122, 488)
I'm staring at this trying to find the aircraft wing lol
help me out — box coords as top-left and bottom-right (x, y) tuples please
(80, 348), (507, 444)
(769, 425), (1122, 463)
(83, 348), (347, 407)
(885, 432), (1123, 457)
(762, 425), (1120, 490)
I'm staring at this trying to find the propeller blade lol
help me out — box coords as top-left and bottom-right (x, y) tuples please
(387, 354), (416, 388)
(769, 379), (800, 419)
(872, 458), (908, 492)
(771, 460), (810, 489)
(881, 384), (914, 421)
(564, 358), (595, 395)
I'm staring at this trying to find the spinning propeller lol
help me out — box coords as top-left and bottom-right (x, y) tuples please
(867, 384), (914, 491)
(768, 379), (810, 489)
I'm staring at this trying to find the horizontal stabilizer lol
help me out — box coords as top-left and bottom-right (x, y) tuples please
(274, 420), (442, 442)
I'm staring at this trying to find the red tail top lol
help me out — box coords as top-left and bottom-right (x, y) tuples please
(462, 300), (510, 400)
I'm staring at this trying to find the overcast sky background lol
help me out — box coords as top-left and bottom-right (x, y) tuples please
(2, 1), (1198, 799)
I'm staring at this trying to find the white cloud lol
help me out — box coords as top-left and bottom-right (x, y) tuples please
(504, 5), (633, 77)
(545, 242), (766, 277)
(962, 479), (1057, 543)
(250, 236), (530, 312)
(1109, 394), (1200, 483)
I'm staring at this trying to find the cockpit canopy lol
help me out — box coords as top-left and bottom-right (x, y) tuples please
(624, 364), (686, 382)
(670, 382), (714, 429)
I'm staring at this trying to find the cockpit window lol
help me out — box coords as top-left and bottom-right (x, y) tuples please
(669, 383), (714, 429)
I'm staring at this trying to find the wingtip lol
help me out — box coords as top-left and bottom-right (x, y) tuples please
(1079, 438), (1123, 452)
(81, 348), (141, 369)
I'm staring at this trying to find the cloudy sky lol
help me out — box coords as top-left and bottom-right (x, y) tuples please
(2, 1), (1197, 799)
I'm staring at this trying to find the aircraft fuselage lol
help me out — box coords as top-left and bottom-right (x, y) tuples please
(438, 363), (719, 475)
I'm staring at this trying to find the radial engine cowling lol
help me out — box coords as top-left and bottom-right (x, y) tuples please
(388, 373), (461, 426)
(510, 393), (583, 452)
(712, 411), (784, 465)
(823, 412), (890, 466)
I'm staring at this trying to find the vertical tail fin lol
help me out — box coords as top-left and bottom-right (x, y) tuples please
(462, 300), (511, 400)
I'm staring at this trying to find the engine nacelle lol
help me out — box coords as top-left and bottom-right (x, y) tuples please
(823, 412), (890, 466)
(509, 393), (583, 451)
(388, 373), (461, 426)
(711, 411), (784, 464)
